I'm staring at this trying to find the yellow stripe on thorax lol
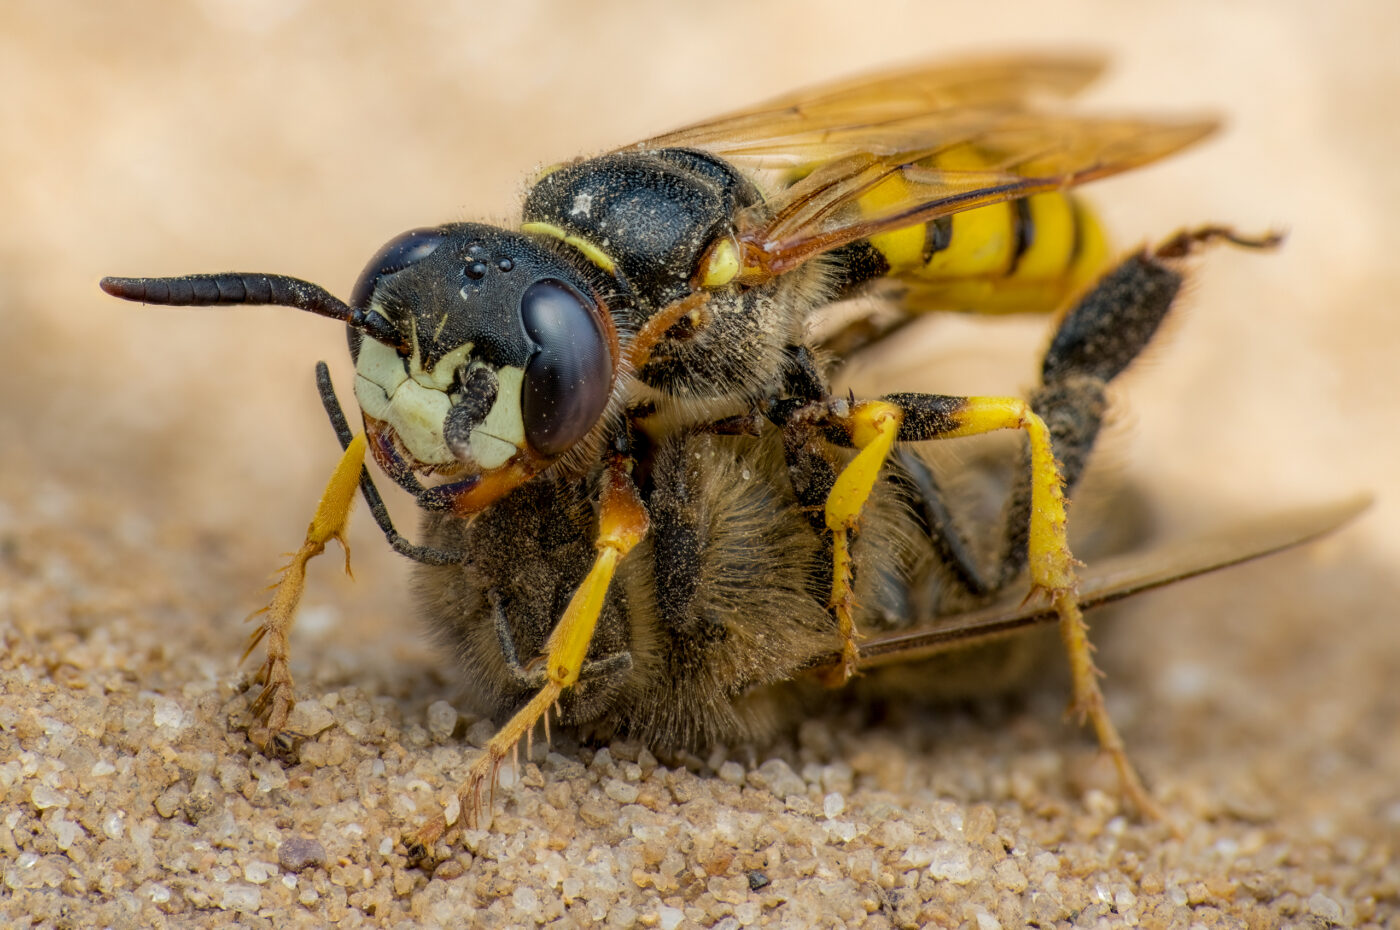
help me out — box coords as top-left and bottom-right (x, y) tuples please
(520, 221), (618, 275)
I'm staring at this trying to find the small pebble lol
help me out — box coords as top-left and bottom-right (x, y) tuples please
(753, 759), (805, 799)
(219, 884), (261, 912)
(285, 702), (336, 737)
(465, 719), (497, 748)
(151, 696), (186, 731)
(926, 841), (973, 884)
(243, 860), (275, 884)
(425, 700), (458, 740)
(718, 761), (746, 785)
(603, 778), (640, 804)
(30, 784), (66, 810)
(513, 886), (540, 912)
(1308, 893), (1344, 922)
(277, 837), (327, 873)
(49, 815), (82, 849)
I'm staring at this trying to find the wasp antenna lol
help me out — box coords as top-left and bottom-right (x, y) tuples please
(99, 272), (405, 350)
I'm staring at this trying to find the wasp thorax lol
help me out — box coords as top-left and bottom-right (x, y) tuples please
(349, 223), (619, 477)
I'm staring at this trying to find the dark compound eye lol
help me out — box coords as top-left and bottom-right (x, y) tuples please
(349, 227), (449, 311)
(519, 279), (613, 456)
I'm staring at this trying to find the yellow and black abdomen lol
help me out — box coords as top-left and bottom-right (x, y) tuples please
(840, 172), (1112, 317)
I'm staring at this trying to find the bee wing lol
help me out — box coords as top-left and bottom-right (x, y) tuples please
(850, 495), (1371, 671)
(630, 55), (1214, 283)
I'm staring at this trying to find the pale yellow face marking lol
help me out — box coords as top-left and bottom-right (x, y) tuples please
(353, 336), (459, 466)
(414, 340), (476, 392)
(353, 338), (529, 470)
(468, 366), (525, 470)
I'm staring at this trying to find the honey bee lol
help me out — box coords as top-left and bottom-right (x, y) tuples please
(100, 55), (1361, 851)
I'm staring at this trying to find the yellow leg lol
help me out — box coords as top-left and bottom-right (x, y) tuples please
(925, 395), (1164, 820)
(937, 398), (1075, 593)
(1056, 591), (1166, 822)
(821, 400), (902, 686)
(408, 460), (649, 852)
(812, 390), (1162, 819)
(244, 433), (366, 749)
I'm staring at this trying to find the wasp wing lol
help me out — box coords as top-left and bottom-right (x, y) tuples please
(637, 54), (1107, 162)
(847, 495), (1370, 672)
(630, 55), (1214, 284)
(739, 115), (1212, 280)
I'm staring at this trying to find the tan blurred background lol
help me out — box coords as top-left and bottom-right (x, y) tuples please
(2, 0), (1396, 857)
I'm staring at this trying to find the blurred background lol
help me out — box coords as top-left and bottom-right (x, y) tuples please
(1, 0), (1395, 832)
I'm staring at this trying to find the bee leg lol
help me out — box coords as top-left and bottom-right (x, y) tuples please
(491, 590), (634, 690)
(407, 455), (649, 854)
(490, 592), (549, 690)
(243, 430), (367, 750)
(887, 448), (993, 598)
(315, 362), (465, 567)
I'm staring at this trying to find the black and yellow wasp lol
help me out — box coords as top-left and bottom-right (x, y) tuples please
(102, 55), (1356, 848)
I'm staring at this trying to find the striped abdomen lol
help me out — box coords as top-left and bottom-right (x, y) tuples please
(836, 149), (1114, 316)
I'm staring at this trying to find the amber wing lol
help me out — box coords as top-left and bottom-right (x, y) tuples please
(631, 55), (1216, 283)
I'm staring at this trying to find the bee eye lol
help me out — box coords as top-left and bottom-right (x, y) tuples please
(519, 279), (613, 456)
(350, 227), (450, 311)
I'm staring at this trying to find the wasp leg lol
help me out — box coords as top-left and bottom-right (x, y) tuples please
(823, 401), (903, 685)
(243, 431), (366, 750)
(874, 228), (1278, 820)
(407, 455), (649, 853)
(823, 390), (1153, 813)
(773, 381), (1141, 807)
(819, 393), (1078, 692)
(314, 362), (465, 566)
(767, 347), (941, 685)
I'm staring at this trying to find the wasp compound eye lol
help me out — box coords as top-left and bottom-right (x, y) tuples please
(519, 279), (613, 456)
(350, 227), (451, 311)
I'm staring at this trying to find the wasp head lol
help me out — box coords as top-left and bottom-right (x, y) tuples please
(101, 222), (623, 513)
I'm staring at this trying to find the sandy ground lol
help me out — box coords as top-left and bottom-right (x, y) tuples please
(1, 2), (1397, 927)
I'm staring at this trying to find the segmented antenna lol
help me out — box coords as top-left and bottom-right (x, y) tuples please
(99, 272), (405, 350)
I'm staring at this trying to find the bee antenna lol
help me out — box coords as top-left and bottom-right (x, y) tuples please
(99, 272), (405, 350)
